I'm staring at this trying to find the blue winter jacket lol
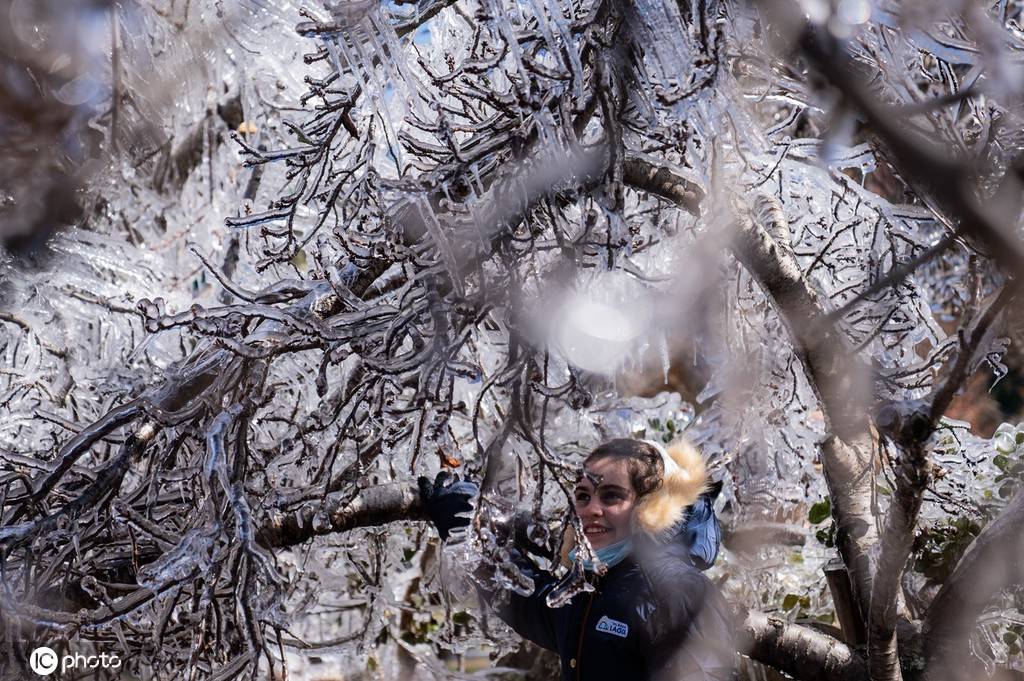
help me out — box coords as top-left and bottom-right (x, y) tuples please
(491, 536), (735, 681)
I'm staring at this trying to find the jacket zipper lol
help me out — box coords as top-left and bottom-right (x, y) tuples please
(575, 591), (595, 681)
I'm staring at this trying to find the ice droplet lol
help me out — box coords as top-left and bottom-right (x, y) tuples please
(993, 431), (1016, 454)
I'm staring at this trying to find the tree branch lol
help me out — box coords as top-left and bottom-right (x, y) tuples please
(868, 286), (1015, 679)
(258, 482), (425, 548)
(821, 233), (959, 327)
(0, 423), (158, 548)
(731, 194), (870, 440)
(622, 149), (703, 217)
(8, 399), (144, 524)
(922, 483), (1024, 679)
(783, 13), (1024, 281)
(625, 158), (880, 623)
(867, 440), (926, 681)
(927, 285), (1016, 425)
(738, 608), (868, 681)
(732, 194), (880, 625)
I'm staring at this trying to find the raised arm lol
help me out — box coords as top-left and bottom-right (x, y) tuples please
(418, 472), (562, 651)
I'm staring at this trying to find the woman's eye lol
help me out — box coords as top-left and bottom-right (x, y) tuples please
(574, 493), (589, 504)
(601, 492), (624, 503)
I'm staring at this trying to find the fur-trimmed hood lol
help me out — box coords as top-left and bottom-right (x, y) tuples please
(634, 439), (709, 537)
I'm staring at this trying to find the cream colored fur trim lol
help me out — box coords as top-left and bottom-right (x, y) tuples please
(635, 439), (709, 535)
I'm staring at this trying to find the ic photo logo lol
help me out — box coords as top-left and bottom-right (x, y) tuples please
(29, 646), (122, 676)
(29, 647), (58, 675)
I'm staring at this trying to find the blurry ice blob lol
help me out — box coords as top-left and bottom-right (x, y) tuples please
(799, 0), (831, 24)
(9, 0), (51, 49)
(55, 74), (104, 106)
(674, 403), (695, 429)
(837, 0), (871, 25)
(553, 272), (652, 375)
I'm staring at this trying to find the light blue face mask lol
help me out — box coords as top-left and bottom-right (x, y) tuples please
(569, 538), (633, 571)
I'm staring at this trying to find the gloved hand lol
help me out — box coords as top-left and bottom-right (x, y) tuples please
(417, 471), (478, 541)
(679, 480), (723, 570)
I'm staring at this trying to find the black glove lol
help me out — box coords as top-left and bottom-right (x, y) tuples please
(679, 480), (723, 570)
(418, 471), (478, 541)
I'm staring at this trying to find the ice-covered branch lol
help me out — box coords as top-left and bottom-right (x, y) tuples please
(0, 422), (158, 548)
(738, 609), (867, 681)
(731, 195), (868, 441)
(622, 150), (704, 217)
(624, 158), (879, 620)
(926, 286), (1016, 426)
(9, 399), (144, 524)
(731, 194), (880, 624)
(868, 279), (1016, 680)
(922, 486), (1024, 679)
(784, 13), (1024, 280)
(867, 437), (926, 681)
(258, 482), (424, 548)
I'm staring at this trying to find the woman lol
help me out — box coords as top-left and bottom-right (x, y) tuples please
(420, 438), (735, 681)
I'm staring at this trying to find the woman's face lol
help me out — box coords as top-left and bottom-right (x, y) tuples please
(573, 457), (637, 550)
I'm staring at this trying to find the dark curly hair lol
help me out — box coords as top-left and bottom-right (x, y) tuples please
(583, 439), (664, 498)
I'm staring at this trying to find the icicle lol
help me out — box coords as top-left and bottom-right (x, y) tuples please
(548, 2), (585, 102)
(658, 331), (671, 385)
(367, 10), (433, 122)
(630, 0), (694, 97)
(545, 560), (594, 609)
(331, 33), (406, 174)
(413, 195), (464, 295)
(483, 0), (531, 92)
